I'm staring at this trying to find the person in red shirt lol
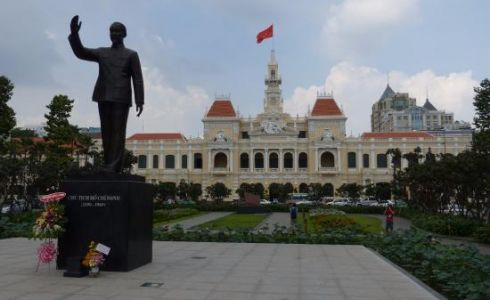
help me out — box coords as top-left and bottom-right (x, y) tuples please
(384, 204), (395, 233)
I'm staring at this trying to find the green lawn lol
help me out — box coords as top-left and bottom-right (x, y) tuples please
(299, 213), (383, 234)
(197, 213), (269, 230)
(349, 214), (384, 233)
(153, 209), (206, 227)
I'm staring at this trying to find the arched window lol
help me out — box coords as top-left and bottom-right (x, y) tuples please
(299, 183), (308, 193)
(194, 153), (202, 169)
(214, 152), (228, 168)
(255, 153), (264, 169)
(298, 152), (308, 168)
(269, 153), (278, 168)
(240, 153), (249, 169)
(181, 155), (187, 169)
(323, 183), (334, 197)
(283, 152), (293, 169)
(347, 152), (356, 169)
(363, 154), (369, 168)
(320, 152), (335, 168)
(165, 155), (175, 169)
(152, 155), (159, 169)
(138, 155), (147, 169)
(377, 153), (388, 168)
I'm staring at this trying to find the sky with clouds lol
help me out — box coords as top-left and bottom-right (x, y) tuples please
(2, 0), (489, 136)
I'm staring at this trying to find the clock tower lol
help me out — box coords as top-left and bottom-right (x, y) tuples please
(263, 50), (283, 114)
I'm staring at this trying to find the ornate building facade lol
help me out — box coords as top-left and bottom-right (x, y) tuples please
(127, 51), (472, 199)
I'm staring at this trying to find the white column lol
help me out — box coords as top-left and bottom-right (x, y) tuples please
(208, 151), (212, 171)
(294, 151), (298, 172)
(358, 150), (362, 170)
(229, 150), (233, 172)
(250, 150), (253, 172)
(265, 149), (269, 171)
(176, 150), (181, 170)
(315, 149), (318, 171)
(188, 150), (193, 170)
(337, 150), (341, 171)
(371, 150), (376, 169)
(279, 149), (283, 171)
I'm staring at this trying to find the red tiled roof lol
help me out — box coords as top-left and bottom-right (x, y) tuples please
(206, 100), (236, 117)
(127, 133), (185, 141)
(31, 137), (46, 143)
(311, 98), (343, 116)
(361, 132), (434, 139)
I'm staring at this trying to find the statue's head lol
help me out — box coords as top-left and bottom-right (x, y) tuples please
(110, 22), (126, 43)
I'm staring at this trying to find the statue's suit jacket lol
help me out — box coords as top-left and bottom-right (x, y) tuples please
(68, 33), (144, 106)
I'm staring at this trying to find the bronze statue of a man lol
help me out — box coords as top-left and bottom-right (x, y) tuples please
(68, 15), (144, 173)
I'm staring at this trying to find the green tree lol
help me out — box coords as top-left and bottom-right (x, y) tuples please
(0, 76), (16, 153)
(268, 183), (283, 201)
(176, 179), (190, 200)
(336, 183), (362, 199)
(308, 183), (324, 201)
(282, 182), (294, 201)
(473, 79), (490, 154)
(205, 182), (231, 203)
(188, 183), (202, 201)
(10, 128), (36, 138)
(156, 182), (176, 202)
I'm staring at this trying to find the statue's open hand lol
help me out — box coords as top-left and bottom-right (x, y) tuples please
(136, 104), (143, 117)
(70, 15), (81, 34)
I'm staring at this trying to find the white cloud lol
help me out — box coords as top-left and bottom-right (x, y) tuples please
(323, 0), (420, 59)
(126, 66), (211, 136)
(284, 62), (477, 135)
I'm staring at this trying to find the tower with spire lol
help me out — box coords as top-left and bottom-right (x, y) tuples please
(263, 50), (283, 114)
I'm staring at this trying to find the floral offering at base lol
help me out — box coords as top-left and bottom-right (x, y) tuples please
(82, 241), (106, 277)
(32, 192), (67, 271)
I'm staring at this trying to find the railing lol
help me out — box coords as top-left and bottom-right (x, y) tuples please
(319, 167), (338, 173)
(254, 168), (265, 173)
(284, 168), (294, 172)
(269, 168), (279, 172)
(298, 168), (308, 173)
(240, 168), (250, 172)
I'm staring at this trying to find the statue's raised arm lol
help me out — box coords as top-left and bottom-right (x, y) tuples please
(68, 15), (98, 62)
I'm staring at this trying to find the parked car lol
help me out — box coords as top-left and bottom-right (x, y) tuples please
(372, 200), (393, 207)
(358, 199), (378, 207)
(259, 199), (271, 205)
(295, 200), (314, 205)
(176, 199), (196, 205)
(1, 199), (29, 214)
(326, 199), (351, 206)
(394, 200), (408, 208)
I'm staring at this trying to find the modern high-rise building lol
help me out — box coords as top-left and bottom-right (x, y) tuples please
(371, 85), (468, 132)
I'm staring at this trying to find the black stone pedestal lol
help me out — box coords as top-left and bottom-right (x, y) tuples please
(57, 174), (153, 272)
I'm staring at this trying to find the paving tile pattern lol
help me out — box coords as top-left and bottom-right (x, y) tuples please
(0, 238), (440, 300)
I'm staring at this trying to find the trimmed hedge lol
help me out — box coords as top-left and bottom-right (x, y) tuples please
(158, 202), (386, 214)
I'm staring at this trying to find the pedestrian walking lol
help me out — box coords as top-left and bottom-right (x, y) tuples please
(384, 204), (395, 233)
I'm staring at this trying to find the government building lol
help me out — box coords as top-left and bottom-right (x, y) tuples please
(126, 51), (472, 199)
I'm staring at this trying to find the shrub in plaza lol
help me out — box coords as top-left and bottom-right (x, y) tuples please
(153, 208), (200, 224)
(0, 210), (40, 238)
(474, 225), (490, 244)
(367, 229), (490, 300)
(153, 224), (369, 245)
(411, 213), (480, 237)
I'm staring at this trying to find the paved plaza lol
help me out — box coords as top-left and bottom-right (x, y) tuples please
(0, 238), (442, 300)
